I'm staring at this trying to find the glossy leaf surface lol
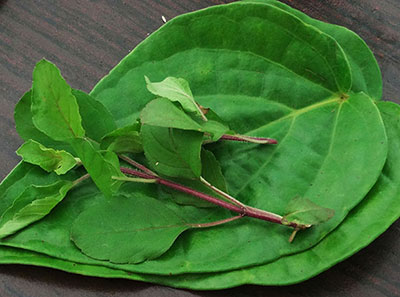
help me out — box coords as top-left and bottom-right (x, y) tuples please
(244, 0), (382, 100)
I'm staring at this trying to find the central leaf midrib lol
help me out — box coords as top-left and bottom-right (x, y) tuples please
(233, 96), (343, 198)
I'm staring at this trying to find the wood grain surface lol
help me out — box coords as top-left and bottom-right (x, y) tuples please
(0, 0), (399, 296)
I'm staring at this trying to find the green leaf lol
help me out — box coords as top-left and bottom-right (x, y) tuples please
(85, 0), (386, 274)
(71, 138), (124, 197)
(0, 1), (394, 289)
(244, 0), (382, 100)
(71, 195), (190, 264)
(72, 89), (117, 142)
(168, 149), (227, 208)
(141, 98), (229, 140)
(16, 140), (77, 175)
(141, 125), (203, 178)
(202, 120), (229, 141)
(282, 197), (335, 226)
(140, 98), (203, 131)
(1, 101), (398, 289)
(14, 89), (115, 152)
(145, 76), (204, 118)
(0, 180), (73, 239)
(31, 60), (85, 141)
(100, 123), (143, 154)
(201, 149), (227, 192)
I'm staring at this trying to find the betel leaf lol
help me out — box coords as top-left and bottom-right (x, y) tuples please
(31, 60), (85, 141)
(0, 180), (73, 239)
(145, 76), (205, 119)
(282, 197), (335, 226)
(141, 125), (203, 178)
(71, 195), (190, 264)
(244, 0), (382, 100)
(100, 123), (143, 154)
(72, 89), (117, 142)
(168, 149), (228, 208)
(91, 3), (352, 129)
(70, 138), (124, 197)
(16, 140), (77, 175)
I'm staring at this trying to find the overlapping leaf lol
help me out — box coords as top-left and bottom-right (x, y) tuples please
(0, 0), (397, 291)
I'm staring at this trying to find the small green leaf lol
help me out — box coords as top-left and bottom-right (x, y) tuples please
(100, 123), (143, 153)
(169, 149), (227, 207)
(141, 125), (203, 178)
(71, 195), (190, 264)
(145, 76), (204, 118)
(140, 98), (203, 131)
(202, 120), (229, 141)
(201, 149), (227, 192)
(0, 180), (73, 239)
(282, 197), (335, 226)
(72, 89), (117, 142)
(16, 140), (77, 175)
(31, 59), (85, 141)
(141, 98), (229, 141)
(14, 90), (72, 152)
(71, 138), (124, 197)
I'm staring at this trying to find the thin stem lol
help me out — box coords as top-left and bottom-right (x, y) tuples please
(220, 134), (278, 144)
(199, 176), (246, 209)
(196, 103), (208, 122)
(188, 215), (243, 228)
(112, 176), (157, 183)
(72, 173), (91, 187)
(119, 154), (158, 176)
(74, 158), (82, 166)
(120, 166), (306, 229)
(288, 227), (300, 243)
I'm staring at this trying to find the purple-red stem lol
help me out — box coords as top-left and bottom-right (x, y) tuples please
(120, 167), (302, 229)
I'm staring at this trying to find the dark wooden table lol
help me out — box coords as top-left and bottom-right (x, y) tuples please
(1, 0), (399, 296)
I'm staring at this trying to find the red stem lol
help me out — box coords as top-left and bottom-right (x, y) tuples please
(120, 167), (301, 229)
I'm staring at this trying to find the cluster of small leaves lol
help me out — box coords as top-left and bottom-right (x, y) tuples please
(0, 58), (334, 265)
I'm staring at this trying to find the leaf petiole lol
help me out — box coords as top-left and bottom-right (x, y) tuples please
(199, 176), (246, 209)
(111, 176), (157, 183)
(119, 166), (309, 231)
(220, 134), (278, 144)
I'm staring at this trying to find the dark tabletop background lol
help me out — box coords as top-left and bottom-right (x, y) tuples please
(1, 0), (399, 296)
